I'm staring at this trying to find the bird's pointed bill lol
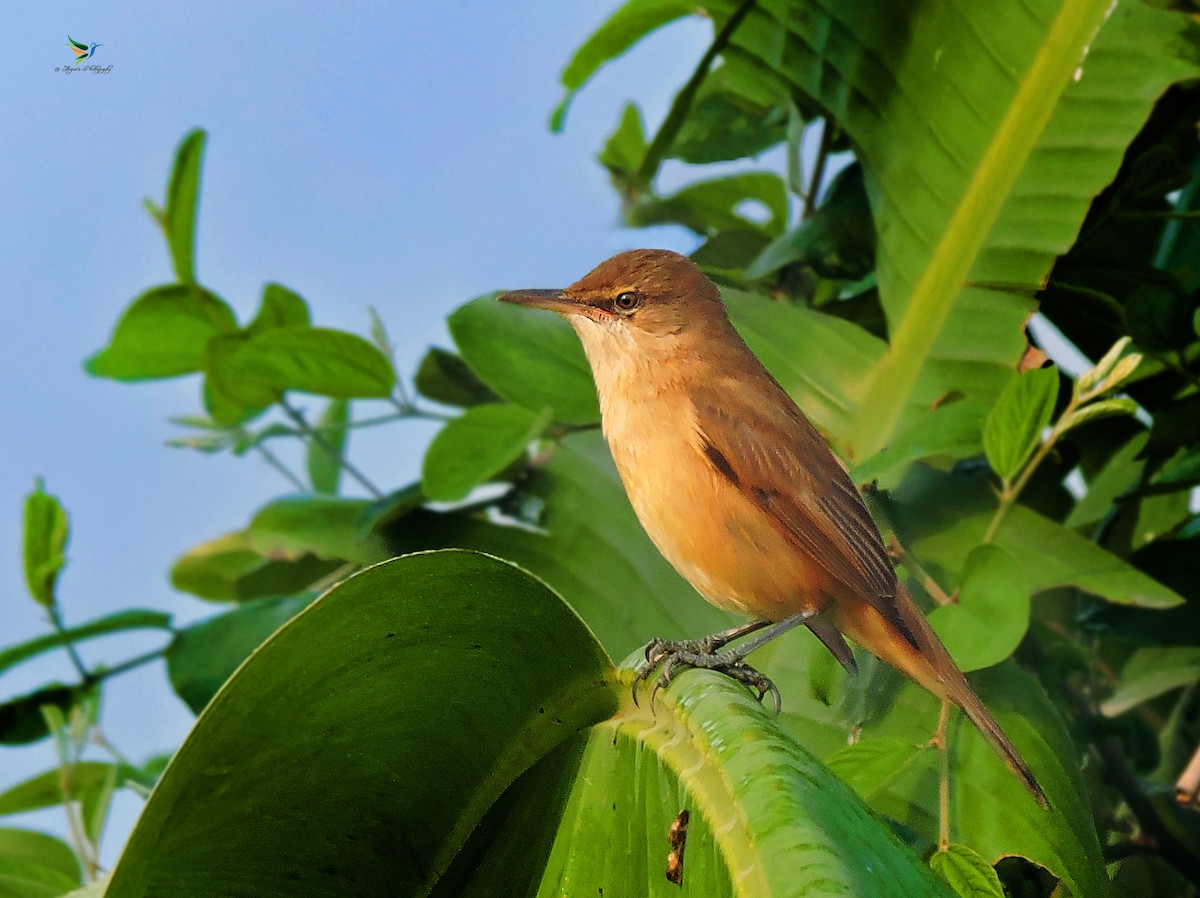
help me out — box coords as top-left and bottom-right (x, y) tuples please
(498, 289), (577, 315)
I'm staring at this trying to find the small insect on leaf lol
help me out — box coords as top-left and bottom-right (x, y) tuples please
(666, 808), (689, 886)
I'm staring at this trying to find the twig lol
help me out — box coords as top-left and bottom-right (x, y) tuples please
(630, 0), (758, 193)
(887, 536), (955, 606)
(802, 118), (833, 220)
(48, 607), (92, 683)
(279, 397), (383, 498)
(254, 444), (307, 491)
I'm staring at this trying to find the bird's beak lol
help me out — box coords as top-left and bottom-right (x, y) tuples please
(498, 289), (580, 316)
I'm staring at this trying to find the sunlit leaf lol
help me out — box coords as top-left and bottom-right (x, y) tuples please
(929, 545), (1030, 672)
(422, 404), (552, 502)
(22, 480), (69, 608)
(247, 283), (312, 334)
(85, 285), (237, 381)
(983, 368), (1059, 482)
(929, 844), (1005, 898)
(164, 129), (206, 283)
(223, 327), (396, 400)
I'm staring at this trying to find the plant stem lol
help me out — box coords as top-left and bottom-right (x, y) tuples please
(982, 405), (1074, 543)
(934, 701), (951, 851)
(630, 0), (758, 193)
(255, 444), (307, 491)
(279, 398), (383, 498)
(802, 118), (833, 220)
(48, 607), (92, 683)
(91, 647), (167, 682)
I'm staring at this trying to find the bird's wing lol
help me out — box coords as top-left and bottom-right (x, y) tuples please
(67, 36), (88, 51)
(691, 385), (918, 647)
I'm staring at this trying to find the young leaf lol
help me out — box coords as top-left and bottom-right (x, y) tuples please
(982, 368), (1059, 482)
(413, 347), (498, 408)
(928, 544), (1031, 672)
(1057, 397), (1137, 434)
(247, 283), (312, 334)
(449, 296), (599, 425)
(223, 327), (396, 400)
(422, 404), (553, 502)
(929, 844), (1005, 898)
(164, 129), (207, 283)
(85, 284), (238, 380)
(597, 102), (647, 183)
(307, 398), (350, 494)
(22, 479), (69, 608)
(1075, 336), (1136, 399)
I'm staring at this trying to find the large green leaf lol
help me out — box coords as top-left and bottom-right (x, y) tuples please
(170, 530), (340, 601)
(108, 551), (950, 896)
(0, 764), (117, 817)
(217, 327), (396, 401)
(107, 552), (618, 896)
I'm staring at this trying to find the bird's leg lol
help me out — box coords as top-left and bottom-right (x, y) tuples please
(634, 611), (816, 714)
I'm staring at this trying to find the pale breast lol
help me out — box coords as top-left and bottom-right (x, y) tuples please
(598, 386), (825, 621)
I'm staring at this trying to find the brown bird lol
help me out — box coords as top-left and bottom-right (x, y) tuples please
(499, 248), (1047, 805)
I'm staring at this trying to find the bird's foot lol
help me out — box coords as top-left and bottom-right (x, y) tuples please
(633, 637), (781, 715)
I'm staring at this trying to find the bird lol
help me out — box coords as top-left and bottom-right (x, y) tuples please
(499, 248), (1047, 806)
(66, 36), (102, 65)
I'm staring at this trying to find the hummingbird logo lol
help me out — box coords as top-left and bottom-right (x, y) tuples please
(65, 35), (102, 66)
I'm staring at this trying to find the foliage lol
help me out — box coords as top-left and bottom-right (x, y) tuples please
(6, 0), (1200, 895)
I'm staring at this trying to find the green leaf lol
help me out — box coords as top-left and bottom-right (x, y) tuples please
(222, 327), (397, 401)
(1057, 397), (1138, 434)
(928, 545), (1030, 673)
(170, 530), (341, 602)
(306, 398), (349, 494)
(0, 610), (171, 679)
(448, 296), (599, 425)
(0, 763), (117, 816)
(201, 333), (274, 425)
(1100, 647), (1200, 716)
(852, 400), (988, 488)
(0, 685), (82, 746)
(628, 171), (788, 236)
(892, 468), (1184, 609)
(668, 66), (784, 164)
(164, 129), (205, 283)
(550, 0), (695, 131)
(85, 284), (237, 380)
(597, 102), (647, 182)
(982, 368), (1059, 482)
(165, 595), (314, 714)
(22, 480), (68, 608)
(111, 552), (619, 895)
(0, 856), (81, 897)
(0, 828), (80, 886)
(929, 844), (1005, 898)
(82, 765), (118, 844)
(110, 552), (947, 896)
(1074, 336), (1140, 399)
(413, 347), (498, 408)
(422, 404), (552, 502)
(245, 495), (378, 563)
(247, 283), (312, 334)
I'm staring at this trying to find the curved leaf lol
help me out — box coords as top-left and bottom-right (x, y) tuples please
(22, 480), (68, 609)
(221, 326), (396, 400)
(85, 285), (237, 380)
(0, 610), (172, 678)
(107, 551), (617, 896)
(163, 129), (205, 283)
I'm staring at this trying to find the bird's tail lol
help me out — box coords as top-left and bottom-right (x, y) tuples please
(829, 584), (1048, 807)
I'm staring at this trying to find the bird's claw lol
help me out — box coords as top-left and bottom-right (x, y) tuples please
(631, 637), (782, 715)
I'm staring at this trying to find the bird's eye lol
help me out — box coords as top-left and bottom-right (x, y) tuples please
(614, 291), (642, 312)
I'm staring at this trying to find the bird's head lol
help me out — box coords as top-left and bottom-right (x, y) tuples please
(499, 250), (729, 367)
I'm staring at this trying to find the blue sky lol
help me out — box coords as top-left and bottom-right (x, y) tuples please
(2, 2), (712, 864)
